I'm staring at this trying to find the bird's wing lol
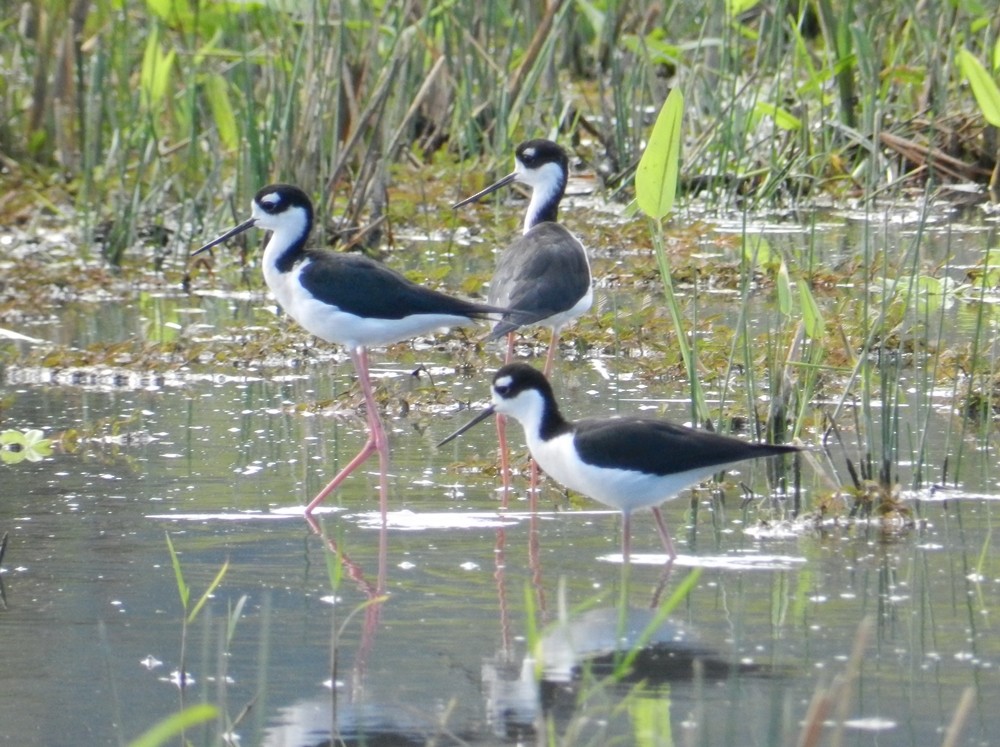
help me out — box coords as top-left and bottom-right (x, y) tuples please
(572, 417), (796, 476)
(298, 251), (498, 320)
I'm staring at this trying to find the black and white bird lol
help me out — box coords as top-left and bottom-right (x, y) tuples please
(193, 183), (510, 520)
(454, 139), (592, 375)
(454, 140), (592, 497)
(439, 363), (798, 561)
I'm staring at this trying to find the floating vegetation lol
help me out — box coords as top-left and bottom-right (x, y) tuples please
(0, 428), (53, 465)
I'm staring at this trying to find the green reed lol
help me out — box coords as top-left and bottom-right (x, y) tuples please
(4, 0), (996, 250)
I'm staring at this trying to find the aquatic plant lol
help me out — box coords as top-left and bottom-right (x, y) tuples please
(3, 0), (996, 250)
(0, 429), (53, 464)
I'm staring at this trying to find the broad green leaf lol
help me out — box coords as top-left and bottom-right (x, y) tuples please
(0, 430), (26, 448)
(0, 429), (52, 464)
(1, 430), (27, 464)
(128, 704), (219, 747)
(636, 87), (684, 221)
(621, 32), (682, 66)
(726, 0), (761, 16)
(916, 275), (942, 295)
(140, 29), (175, 110)
(20, 429), (52, 461)
(797, 279), (824, 339)
(204, 73), (239, 151)
(145, 0), (193, 26)
(743, 234), (780, 270)
(575, 0), (605, 36)
(753, 101), (802, 130)
(957, 47), (1000, 127)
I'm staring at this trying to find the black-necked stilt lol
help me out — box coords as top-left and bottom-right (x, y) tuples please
(455, 140), (592, 497)
(439, 363), (798, 561)
(193, 184), (510, 520)
(454, 139), (592, 375)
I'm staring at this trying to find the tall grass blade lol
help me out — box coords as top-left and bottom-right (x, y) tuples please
(164, 532), (190, 612)
(227, 594), (249, 645)
(187, 558), (230, 624)
(128, 703), (219, 747)
(612, 568), (702, 678)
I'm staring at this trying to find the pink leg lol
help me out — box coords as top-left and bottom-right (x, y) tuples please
(355, 348), (390, 520)
(543, 327), (561, 377)
(651, 507), (676, 560)
(304, 347), (390, 521)
(521, 339), (555, 526)
(496, 414), (511, 508)
(622, 511), (632, 563)
(496, 333), (516, 506)
(527, 459), (540, 513)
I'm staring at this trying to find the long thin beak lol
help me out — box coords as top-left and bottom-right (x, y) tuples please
(452, 171), (518, 209)
(437, 404), (497, 447)
(191, 217), (257, 256)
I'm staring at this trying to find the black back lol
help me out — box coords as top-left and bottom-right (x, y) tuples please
(572, 417), (797, 476)
(297, 250), (502, 321)
(493, 362), (797, 475)
(253, 184), (503, 322)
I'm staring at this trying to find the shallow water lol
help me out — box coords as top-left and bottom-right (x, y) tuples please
(2, 204), (1000, 746)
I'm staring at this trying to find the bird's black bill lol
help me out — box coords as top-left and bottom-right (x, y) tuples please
(452, 171), (518, 209)
(191, 217), (257, 256)
(436, 405), (496, 447)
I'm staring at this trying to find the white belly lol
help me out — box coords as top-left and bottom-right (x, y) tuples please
(527, 431), (716, 513)
(263, 259), (473, 349)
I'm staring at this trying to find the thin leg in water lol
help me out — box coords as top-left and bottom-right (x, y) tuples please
(496, 332), (516, 506)
(356, 347), (390, 519)
(542, 326), (561, 377)
(304, 346), (390, 521)
(526, 329), (561, 508)
(651, 507), (676, 561)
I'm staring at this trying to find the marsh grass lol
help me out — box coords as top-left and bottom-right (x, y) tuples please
(161, 532), (252, 742)
(5, 0), (996, 224)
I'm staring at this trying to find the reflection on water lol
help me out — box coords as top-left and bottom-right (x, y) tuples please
(2, 207), (1000, 745)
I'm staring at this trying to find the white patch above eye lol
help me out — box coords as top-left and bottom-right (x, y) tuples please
(260, 193), (280, 206)
(494, 375), (514, 391)
(520, 147), (536, 160)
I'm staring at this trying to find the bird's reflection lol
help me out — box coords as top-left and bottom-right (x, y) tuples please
(485, 597), (772, 741)
(263, 517), (410, 747)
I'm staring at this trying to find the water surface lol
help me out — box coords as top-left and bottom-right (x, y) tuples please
(2, 204), (999, 746)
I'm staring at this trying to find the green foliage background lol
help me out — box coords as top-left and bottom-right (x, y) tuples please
(3, 0), (998, 250)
